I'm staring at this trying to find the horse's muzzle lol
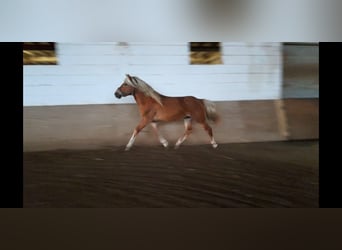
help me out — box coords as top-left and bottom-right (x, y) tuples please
(114, 91), (122, 99)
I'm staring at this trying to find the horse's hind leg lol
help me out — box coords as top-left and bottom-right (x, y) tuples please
(202, 122), (218, 148)
(151, 122), (168, 148)
(175, 117), (192, 149)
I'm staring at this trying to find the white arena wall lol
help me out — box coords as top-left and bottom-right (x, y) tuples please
(24, 42), (282, 106)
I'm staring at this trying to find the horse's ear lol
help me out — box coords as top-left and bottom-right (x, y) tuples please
(126, 74), (133, 82)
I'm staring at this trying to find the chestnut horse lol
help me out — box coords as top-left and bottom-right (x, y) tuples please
(114, 74), (219, 151)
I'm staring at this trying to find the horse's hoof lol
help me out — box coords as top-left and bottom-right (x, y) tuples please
(125, 147), (131, 151)
(212, 143), (218, 149)
(162, 141), (169, 148)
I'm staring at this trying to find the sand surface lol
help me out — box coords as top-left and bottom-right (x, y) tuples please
(24, 140), (318, 207)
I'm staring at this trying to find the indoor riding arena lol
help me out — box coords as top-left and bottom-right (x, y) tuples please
(23, 42), (318, 207)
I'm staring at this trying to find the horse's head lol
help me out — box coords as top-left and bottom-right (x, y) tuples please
(114, 74), (136, 99)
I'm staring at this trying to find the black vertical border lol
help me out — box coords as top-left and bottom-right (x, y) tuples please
(319, 42), (341, 208)
(0, 42), (23, 207)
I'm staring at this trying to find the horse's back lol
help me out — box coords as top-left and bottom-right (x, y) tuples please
(161, 95), (203, 109)
(182, 96), (204, 109)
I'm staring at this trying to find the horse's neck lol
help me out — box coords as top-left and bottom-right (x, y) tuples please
(133, 90), (150, 105)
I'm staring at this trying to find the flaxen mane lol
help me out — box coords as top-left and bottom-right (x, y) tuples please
(125, 75), (163, 106)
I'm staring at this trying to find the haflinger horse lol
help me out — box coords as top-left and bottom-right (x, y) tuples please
(114, 74), (219, 151)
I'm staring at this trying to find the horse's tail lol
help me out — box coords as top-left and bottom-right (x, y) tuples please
(203, 99), (220, 124)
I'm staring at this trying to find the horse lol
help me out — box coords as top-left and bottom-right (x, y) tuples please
(114, 74), (219, 151)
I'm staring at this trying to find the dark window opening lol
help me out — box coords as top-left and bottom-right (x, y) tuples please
(23, 42), (57, 65)
(189, 42), (222, 64)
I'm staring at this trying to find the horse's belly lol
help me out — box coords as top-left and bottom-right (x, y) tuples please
(154, 110), (185, 122)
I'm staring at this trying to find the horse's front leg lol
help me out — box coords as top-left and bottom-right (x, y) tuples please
(125, 118), (151, 151)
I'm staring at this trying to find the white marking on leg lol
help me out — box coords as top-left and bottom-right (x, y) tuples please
(175, 135), (188, 148)
(151, 122), (169, 147)
(175, 117), (192, 149)
(160, 137), (168, 147)
(125, 131), (137, 151)
(211, 138), (218, 148)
